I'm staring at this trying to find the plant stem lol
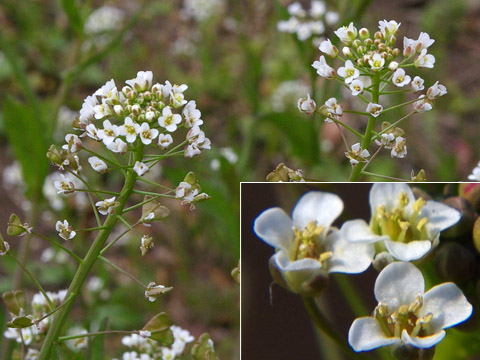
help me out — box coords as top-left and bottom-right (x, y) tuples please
(301, 297), (371, 360)
(349, 72), (380, 181)
(38, 146), (143, 359)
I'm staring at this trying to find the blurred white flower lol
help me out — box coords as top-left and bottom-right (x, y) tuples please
(468, 161), (480, 181)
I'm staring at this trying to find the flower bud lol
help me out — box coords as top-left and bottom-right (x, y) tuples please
(113, 105), (124, 116)
(441, 197), (475, 239)
(363, 38), (373, 47)
(140, 235), (154, 256)
(372, 252), (394, 272)
(473, 217), (480, 254)
(143, 91), (152, 101)
(392, 48), (400, 57)
(378, 43), (386, 52)
(342, 47), (353, 57)
(132, 104), (141, 116)
(2, 290), (25, 316)
(122, 86), (137, 99)
(356, 46), (365, 55)
(46, 145), (62, 165)
(374, 31), (383, 40)
(297, 94), (316, 115)
(359, 28), (370, 39)
(389, 35), (396, 45)
(434, 242), (476, 285)
(388, 61), (399, 71)
(352, 39), (361, 48)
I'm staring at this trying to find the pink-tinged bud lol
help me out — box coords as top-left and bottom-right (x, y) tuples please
(404, 45), (413, 57)
(297, 94), (317, 115)
(359, 28), (370, 39)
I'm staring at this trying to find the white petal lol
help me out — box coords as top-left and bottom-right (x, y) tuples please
(292, 191), (343, 230)
(384, 240), (431, 261)
(369, 183), (415, 214)
(327, 231), (374, 273)
(422, 201), (461, 237)
(341, 219), (388, 243)
(253, 208), (293, 251)
(422, 283), (473, 332)
(274, 251), (323, 294)
(374, 262), (424, 310)
(348, 317), (400, 351)
(401, 329), (445, 348)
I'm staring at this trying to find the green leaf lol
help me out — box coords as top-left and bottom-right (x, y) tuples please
(60, 0), (84, 34)
(142, 312), (174, 346)
(3, 96), (50, 199)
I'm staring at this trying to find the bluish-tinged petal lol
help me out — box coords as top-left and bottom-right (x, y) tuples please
(342, 219), (389, 243)
(274, 251), (323, 294)
(254, 208), (293, 251)
(292, 192), (343, 230)
(384, 240), (431, 261)
(369, 183), (415, 214)
(422, 283), (473, 332)
(401, 330), (445, 348)
(327, 230), (374, 273)
(422, 202), (461, 237)
(374, 262), (424, 310)
(348, 317), (400, 351)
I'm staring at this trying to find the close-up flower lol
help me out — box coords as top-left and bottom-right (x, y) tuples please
(253, 191), (374, 296)
(348, 262), (472, 352)
(55, 220), (76, 241)
(342, 184), (461, 261)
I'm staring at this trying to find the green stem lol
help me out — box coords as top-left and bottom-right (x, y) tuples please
(98, 256), (146, 288)
(361, 171), (410, 182)
(38, 146), (143, 359)
(301, 297), (371, 360)
(349, 72), (380, 181)
(31, 231), (82, 263)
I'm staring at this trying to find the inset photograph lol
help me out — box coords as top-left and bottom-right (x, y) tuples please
(241, 182), (480, 360)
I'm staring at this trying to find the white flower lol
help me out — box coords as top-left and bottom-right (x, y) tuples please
(378, 19), (401, 37)
(125, 70), (153, 92)
(345, 143), (370, 166)
(296, 23), (313, 41)
(414, 49), (435, 68)
(348, 262), (472, 352)
(65, 327), (89, 351)
(277, 17), (299, 33)
(253, 192), (374, 296)
(119, 117), (138, 143)
(392, 68), (411, 87)
(297, 94), (316, 115)
(413, 95), (433, 113)
(158, 133), (173, 149)
(185, 126), (211, 157)
(468, 161), (480, 181)
(319, 39), (338, 57)
(56, 220), (76, 240)
(95, 197), (117, 215)
(287, 2), (306, 17)
(334, 22), (357, 44)
(220, 147), (238, 163)
(310, 21), (325, 35)
(137, 122), (159, 145)
(342, 184), (461, 261)
(366, 102), (383, 117)
(161, 348), (176, 360)
(411, 76), (425, 92)
(85, 123), (100, 140)
(388, 61), (399, 71)
(415, 32), (435, 51)
(94, 79), (116, 97)
(310, 1), (326, 18)
(391, 136), (407, 158)
(97, 120), (119, 146)
(325, 11), (339, 26)
(337, 60), (359, 84)
(88, 156), (108, 173)
(62, 134), (82, 153)
(54, 174), (75, 194)
(368, 53), (385, 70)
(426, 81), (447, 100)
(133, 161), (149, 176)
(79, 95), (98, 126)
(323, 97), (343, 122)
(164, 80), (188, 108)
(349, 79), (364, 96)
(182, 100), (203, 128)
(107, 138), (128, 153)
(158, 106), (182, 132)
(312, 55), (336, 78)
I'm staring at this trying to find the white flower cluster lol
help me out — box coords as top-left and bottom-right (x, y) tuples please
(307, 20), (447, 163)
(271, 80), (310, 112)
(181, 0), (225, 22)
(75, 71), (210, 160)
(277, 1), (339, 44)
(3, 289), (67, 347)
(84, 6), (125, 35)
(119, 325), (195, 360)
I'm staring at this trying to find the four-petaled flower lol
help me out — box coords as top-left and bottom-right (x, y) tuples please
(349, 262), (472, 352)
(254, 191), (374, 296)
(95, 197), (117, 215)
(312, 56), (336, 78)
(56, 220), (76, 241)
(158, 106), (182, 132)
(342, 184), (461, 261)
(338, 60), (359, 84)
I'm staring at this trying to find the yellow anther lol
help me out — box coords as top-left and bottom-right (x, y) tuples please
(319, 251), (333, 263)
(399, 192), (409, 207)
(416, 217), (428, 231)
(398, 305), (409, 315)
(377, 205), (387, 217)
(399, 221), (410, 231)
(414, 198), (426, 213)
(408, 295), (423, 314)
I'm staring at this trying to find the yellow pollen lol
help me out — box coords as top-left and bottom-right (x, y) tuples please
(413, 198), (426, 213)
(398, 192), (409, 207)
(416, 217), (428, 231)
(142, 131), (151, 139)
